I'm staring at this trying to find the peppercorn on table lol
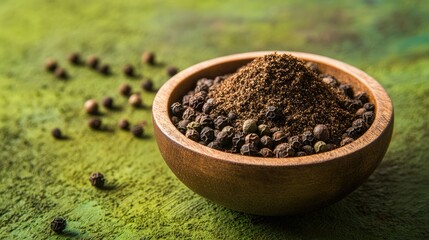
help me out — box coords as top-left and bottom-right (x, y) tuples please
(0, 0), (428, 238)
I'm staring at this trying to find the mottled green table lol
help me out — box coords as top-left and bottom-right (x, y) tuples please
(0, 0), (428, 239)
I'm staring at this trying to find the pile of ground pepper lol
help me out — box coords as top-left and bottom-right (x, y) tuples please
(209, 53), (352, 141)
(171, 53), (375, 157)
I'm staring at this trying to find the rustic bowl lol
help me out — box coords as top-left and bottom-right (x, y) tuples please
(152, 51), (394, 216)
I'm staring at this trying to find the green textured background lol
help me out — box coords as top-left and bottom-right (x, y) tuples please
(1, 0), (428, 239)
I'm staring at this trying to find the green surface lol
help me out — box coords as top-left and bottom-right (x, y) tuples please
(0, 0), (428, 239)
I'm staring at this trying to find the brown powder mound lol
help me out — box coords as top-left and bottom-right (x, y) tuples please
(209, 53), (353, 141)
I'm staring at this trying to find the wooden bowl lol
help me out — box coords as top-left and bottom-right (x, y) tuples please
(152, 51), (394, 216)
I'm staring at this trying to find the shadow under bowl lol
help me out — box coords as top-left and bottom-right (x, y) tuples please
(152, 51), (394, 216)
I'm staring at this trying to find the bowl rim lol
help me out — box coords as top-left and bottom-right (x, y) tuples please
(152, 51), (393, 167)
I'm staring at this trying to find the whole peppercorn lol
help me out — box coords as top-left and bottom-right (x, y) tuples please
(245, 133), (260, 146)
(240, 143), (259, 156)
(305, 62), (319, 73)
(355, 92), (369, 103)
(352, 118), (368, 132)
(129, 93), (143, 107)
(102, 96), (114, 109)
(50, 217), (67, 233)
(302, 145), (315, 154)
(45, 59), (58, 72)
(259, 148), (274, 157)
(54, 68), (68, 79)
(340, 137), (354, 146)
(222, 126), (234, 136)
(170, 102), (185, 117)
(177, 120), (190, 134)
(326, 143), (337, 151)
(99, 64), (110, 75)
(346, 127), (360, 139)
(142, 51), (155, 65)
(131, 125), (144, 138)
(232, 132), (245, 148)
(202, 102), (215, 114)
(198, 115), (214, 128)
(274, 143), (295, 158)
(302, 130), (315, 145)
(288, 135), (301, 149)
(141, 79), (154, 92)
(355, 108), (366, 117)
(346, 99), (363, 111)
(314, 141), (328, 153)
(216, 131), (232, 147)
(186, 129), (200, 142)
(182, 108), (196, 121)
(258, 124), (270, 136)
(200, 127), (215, 144)
(189, 94), (205, 111)
(118, 119), (130, 130)
(84, 99), (99, 115)
(88, 118), (102, 130)
(260, 135), (274, 149)
(363, 111), (375, 125)
(313, 124), (330, 141)
(186, 121), (201, 132)
(118, 83), (132, 97)
(51, 128), (62, 139)
(364, 103), (375, 111)
(339, 84), (354, 98)
(272, 131), (288, 144)
(68, 52), (81, 65)
(123, 64), (135, 77)
(242, 119), (257, 134)
(270, 127), (281, 134)
(296, 151), (307, 156)
(171, 116), (179, 125)
(166, 66), (179, 77)
(265, 106), (278, 120)
(89, 172), (105, 188)
(207, 141), (223, 150)
(227, 112), (237, 121)
(182, 94), (192, 106)
(322, 76), (338, 87)
(86, 55), (99, 69)
(214, 115), (230, 130)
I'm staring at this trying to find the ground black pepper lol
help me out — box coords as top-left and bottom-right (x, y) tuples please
(171, 53), (375, 158)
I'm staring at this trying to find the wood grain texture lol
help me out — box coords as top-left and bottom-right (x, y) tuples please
(152, 51), (394, 216)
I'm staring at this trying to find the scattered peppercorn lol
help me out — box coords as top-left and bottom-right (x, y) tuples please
(68, 52), (81, 65)
(123, 64), (135, 77)
(118, 83), (132, 97)
(118, 119), (130, 130)
(54, 67), (68, 79)
(84, 99), (99, 115)
(142, 51), (155, 65)
(131, 125), (144, 138)
(50, 217), (67, 233)
(45, 59), (58, 72)
(102, 96), (114, 109)
(51, 128), (62, 139)
(86, 55), (99, 69)
(88, 118), (102, 130)
(129, 93), (142, 107)
(141, 79), (154, 92)
(99, 64), (110, 75)
(89, 172), (105, 188)
(166, 66), (178, 77)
